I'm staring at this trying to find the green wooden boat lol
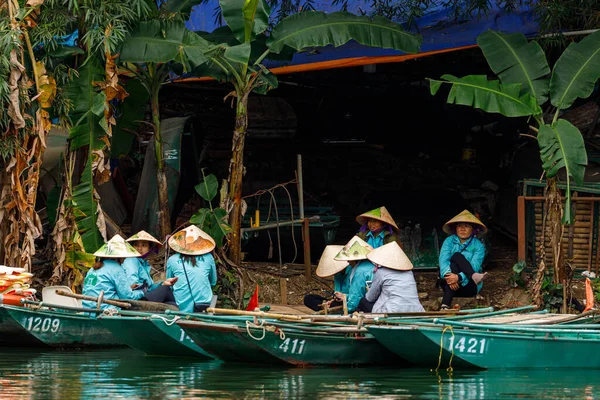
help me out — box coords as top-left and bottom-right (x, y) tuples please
(99, 314), (213, 358)
(0, 305), (123, 348)
(240, 321), (405, 366)
(178, 319), (286, 364)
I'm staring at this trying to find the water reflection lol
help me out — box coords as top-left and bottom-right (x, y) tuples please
(0, 349), (598, 399)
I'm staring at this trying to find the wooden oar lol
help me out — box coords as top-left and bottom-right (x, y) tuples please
(56, 290), (132, 308)
(21, 299), (103, 314)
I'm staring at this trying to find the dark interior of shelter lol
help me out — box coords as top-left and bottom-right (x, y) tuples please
(107, 47), (598, 268)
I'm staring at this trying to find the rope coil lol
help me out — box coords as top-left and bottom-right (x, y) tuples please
(433, 326), (455, 373)
(150, 314), (180, 326)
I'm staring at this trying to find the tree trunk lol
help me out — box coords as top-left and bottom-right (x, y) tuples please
(227, 89), (250, 266)
(151, 90), (171, 239)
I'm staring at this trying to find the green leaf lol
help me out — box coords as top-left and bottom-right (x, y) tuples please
(46, 45), (85, 58)
(72, 158), (104, 252)
(477, 31), (550, 104)
(209, 208), (232, 246)
(550, 30), (600, 110)
(224, 42), (252, 65)
(112, 79), (150, 157)
(538, 119), (588, 224)
(220, 0), (271, 44)
(161, 0), (205, 14)
(190, 208), (211, 227)
(195, 174), (218, 202)
(429, 74), (542, 118)
(198, 26), (241, 46)
(251, 65), (278, 94)
(119, 21), (210, 69)
(267, 12), (422, 55)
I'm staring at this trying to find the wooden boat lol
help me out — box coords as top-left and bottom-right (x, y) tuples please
(0, 304), (123, 348)
(98, 312), (213, 359)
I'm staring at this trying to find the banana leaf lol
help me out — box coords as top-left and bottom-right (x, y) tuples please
(267, 11), (422, 55)
(220, 0), (271, 43)
(119, 20), (210, 70)
(477, 31), (550, 105)
(550, 30), (600, 110)
(538, 119), (588, 224)
(161, 0), (206, 14)
(112, 79), (150, 157)
(72, 157), (104, 252)
(429, 74), (542, 118)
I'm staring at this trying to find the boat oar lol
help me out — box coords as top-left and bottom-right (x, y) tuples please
(206, 307), (306, 321)
(56, 290), (132, 309)
(21, 299), (103, 314)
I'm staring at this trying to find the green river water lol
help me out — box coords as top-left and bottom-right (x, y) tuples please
(0, 348), (597, 399)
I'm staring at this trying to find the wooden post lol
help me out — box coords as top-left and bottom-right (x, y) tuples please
(280, 278), (287, 305)
(297, 154), (312, 279)
(342, 294), (348, 316)
(518, 196), (526, 261)
(588, 201), (595, 273)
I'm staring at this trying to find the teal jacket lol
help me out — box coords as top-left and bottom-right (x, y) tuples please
(357, 230), (400, 249)
(166, 253), (217, 313)
(122, 257), (162, 292)
(333, 266), (352, 293)
(439, 235), (486, 293)
(82, 259), (144, 310)
(346, 260), (374, 312)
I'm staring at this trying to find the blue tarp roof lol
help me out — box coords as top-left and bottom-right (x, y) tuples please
(185, 2), (538, 71)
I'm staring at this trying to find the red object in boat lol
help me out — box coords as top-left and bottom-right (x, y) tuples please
(245, 284), (259, 311)
(0, 293), (26, 307)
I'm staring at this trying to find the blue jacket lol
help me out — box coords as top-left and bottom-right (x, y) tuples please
(82, 259), (144, 310)
(358, 230), (399, 249)
(346, 260), (374, 312)
(166, 253), (217, 313)
(333, 266), (352, 293)
(439, 235), (486, 293)
(122, 257), (162, 292)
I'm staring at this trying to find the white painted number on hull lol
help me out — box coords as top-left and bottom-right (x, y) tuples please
(279, 338), (306, 355)
(448, 336), (486, 354)
(25, 317), (60, 333)
(179, 329), (193, 342)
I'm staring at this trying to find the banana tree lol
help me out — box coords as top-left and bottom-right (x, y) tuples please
(430, 30), (599, 306)
(193, 0), (423, 266)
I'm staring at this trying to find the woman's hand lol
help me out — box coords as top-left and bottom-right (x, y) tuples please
(163, 277), (178, 286)
(445, 273), (459, 285)
(333, 291), (344, 301)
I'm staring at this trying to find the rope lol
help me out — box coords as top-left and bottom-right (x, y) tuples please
(245, 319), (266, 340)
(150, 314), (180, 326)
(433, 326), (455, 373)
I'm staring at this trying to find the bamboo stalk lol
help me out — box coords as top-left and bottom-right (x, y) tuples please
(342, 294), (348, 316)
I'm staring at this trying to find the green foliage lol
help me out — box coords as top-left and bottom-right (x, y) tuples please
(509, 261), (527, 288)
(477, 30), (550, 104)
(112, 79), (150, 157)
(541, 275), (564, 312)
(190, 172), (232, 247)
(220, 0), (271, 43)
(429, 75), (542, 117)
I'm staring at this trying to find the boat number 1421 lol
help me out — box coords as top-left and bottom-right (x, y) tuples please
(448, 336), (487, 354)
(24, 317), (61, 333)
(279, 338), (306, 355)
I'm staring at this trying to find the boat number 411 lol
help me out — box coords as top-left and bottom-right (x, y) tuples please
(448, 336), (486, 354)
(24, 317), (61, 333)
(279, 338), (306, 355)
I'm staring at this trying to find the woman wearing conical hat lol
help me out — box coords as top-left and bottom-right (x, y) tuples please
(166, 225), (217, 313)
(333, 236), (375, 313)
(122, 230), (178, 305)
(82, 235), (149, 310)
(303, 245), (350, 312)
(356, 206), (402, 249)
(439, 210), (488, 310)
(363, 242), (424, 314)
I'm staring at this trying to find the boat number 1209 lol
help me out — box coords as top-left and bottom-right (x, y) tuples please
(448, 336), (486, 354)
(278, 338), (306, 355)
(25, 317), (61, 333)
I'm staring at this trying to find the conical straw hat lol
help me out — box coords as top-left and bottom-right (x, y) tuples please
(356, 206), (400, 233)
(443, 210), (487, 235)
(94, 235), (141, 258)
(367, 242), (413, 271)
(315, 245), (347, 277)
(334, 236), (373, 261)
(126, 230), (162, 246)
(168, 225), (216, 256)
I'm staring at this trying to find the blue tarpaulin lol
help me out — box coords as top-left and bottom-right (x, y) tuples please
(185, 2), (538, 72)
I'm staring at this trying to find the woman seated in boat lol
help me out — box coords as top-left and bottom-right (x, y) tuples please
(82, 235), (156, 310)
(438, 210), (487, 310)
(122, 230), (178, 306)
(166, 225), (217, 313)
(304, 245), (349, 311)
(361, 242), (424, 314)
(356, 206), (401, 248)
(332, 236), (375, 313)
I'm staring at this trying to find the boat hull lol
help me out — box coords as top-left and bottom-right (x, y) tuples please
(99, 315), (213, 358)
(0, 305), (123, 348)
(178, 320), (285, 364)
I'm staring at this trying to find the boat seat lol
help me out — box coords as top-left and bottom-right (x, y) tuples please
(42, 286), (82, 308)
